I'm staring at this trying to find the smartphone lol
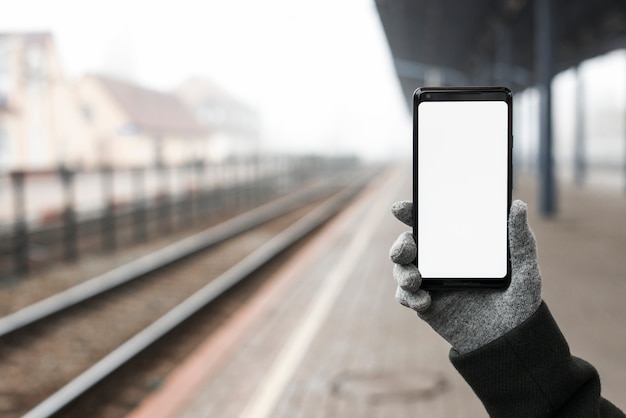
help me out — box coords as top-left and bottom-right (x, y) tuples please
(413, 87), (512, 289)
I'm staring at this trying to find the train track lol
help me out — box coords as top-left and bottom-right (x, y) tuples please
(0, 166), (381, 418)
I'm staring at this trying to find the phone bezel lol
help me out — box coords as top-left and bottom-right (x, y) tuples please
(413, 86), (513, 290)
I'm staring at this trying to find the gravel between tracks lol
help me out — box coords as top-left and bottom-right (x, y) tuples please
(0, 200), (324, 417)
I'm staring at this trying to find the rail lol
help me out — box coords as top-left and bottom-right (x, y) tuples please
(11, 168), (377, 418)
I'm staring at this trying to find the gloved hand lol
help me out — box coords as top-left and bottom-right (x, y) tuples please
(389, 200), (542, 354)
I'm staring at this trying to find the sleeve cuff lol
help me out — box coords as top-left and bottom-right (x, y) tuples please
(449, 302), (601, 417)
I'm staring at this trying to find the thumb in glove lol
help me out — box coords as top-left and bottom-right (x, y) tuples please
(390, 200), (542, 354)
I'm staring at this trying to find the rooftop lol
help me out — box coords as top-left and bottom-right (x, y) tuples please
(92, 74), (207, 137)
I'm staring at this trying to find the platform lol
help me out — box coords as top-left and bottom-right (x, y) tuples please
(127, 165), (626, 418)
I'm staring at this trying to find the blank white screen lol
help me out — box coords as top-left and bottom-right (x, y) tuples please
(417, 101), (508, 278)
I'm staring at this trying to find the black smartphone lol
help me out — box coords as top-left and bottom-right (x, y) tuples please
(413, 87), (513, 290)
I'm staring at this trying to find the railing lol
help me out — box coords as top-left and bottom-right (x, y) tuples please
(0, 155), (359, 280)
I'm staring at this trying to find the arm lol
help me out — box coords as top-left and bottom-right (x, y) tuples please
(450, 302), (624, 417)
(389, 200), (625, 417)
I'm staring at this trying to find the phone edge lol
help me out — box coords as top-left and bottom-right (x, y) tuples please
(413, 86), (513, 290)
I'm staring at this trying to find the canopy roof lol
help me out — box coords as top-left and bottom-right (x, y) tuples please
(376, 0), (626, 103)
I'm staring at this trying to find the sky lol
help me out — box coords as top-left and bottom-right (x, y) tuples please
(1, 0), (411, 160)
(2, 0), (625, 168)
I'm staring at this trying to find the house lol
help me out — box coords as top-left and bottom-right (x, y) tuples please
(0, 33), (241, 171)
(0, 32), (88, 171)
(78, 74), (208, 168)
(176, 77), (260, 161)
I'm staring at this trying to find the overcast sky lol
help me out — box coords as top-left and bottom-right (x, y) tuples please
(3, 0), (625, 166)
(1, 0), (411, 160)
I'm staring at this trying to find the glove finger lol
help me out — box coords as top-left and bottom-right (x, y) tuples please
(508, 200), (539, 272)
(393, 263), (422, 292)
(507, 200), (542, 304)
(389, 231), (417, 265)
(391, 201), (413, 227)
(395, 287), (431, 313)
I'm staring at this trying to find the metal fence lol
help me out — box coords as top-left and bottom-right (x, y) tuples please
(0, 155), (357, 280)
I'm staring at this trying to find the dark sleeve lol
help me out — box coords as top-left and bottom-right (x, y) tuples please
(449, 302), (625, 418)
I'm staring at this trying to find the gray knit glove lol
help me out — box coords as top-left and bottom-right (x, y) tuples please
(389, 200), (542, 354)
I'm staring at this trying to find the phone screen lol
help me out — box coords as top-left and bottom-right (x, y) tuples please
(414, 88), (511, 288)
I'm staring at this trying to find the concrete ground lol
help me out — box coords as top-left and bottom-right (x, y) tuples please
(128, 165), (626, 418)
(514, 173), (626, 406)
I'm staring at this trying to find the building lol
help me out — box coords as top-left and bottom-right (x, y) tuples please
(176, 77), (260, 161)
(78, 74), (208, 167)
(0, 32), (87, 171)
(0, 32), (252, 171)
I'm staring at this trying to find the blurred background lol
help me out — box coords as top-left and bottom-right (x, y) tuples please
(0, 1), (624, 234)
(1, 1), (625, 256)
(0, 0), (410, 279)
(0, 0), (409, 167)
(1, 0), (626, 416)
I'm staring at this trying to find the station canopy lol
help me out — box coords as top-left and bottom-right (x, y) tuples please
(375, 0), (626, 104)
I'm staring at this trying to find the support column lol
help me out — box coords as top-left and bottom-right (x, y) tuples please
(574, 64), (587, 186)
(535, 0), (557, 216)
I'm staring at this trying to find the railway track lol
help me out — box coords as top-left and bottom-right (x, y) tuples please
(0, 166), (381, 418)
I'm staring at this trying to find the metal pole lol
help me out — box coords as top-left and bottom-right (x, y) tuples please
(574, 64), (587, 186)
(101, 165), (116, 251)
(184, 161), (194, 227)
(11, 171), (28, 276)
(195, 160), (206, 218)
(158, 164), (172, 235)
(535, 0), (557, 216)
(60, 165), (77, 261)
(133, 168), (147, 242)
(622, 77), (626, 193)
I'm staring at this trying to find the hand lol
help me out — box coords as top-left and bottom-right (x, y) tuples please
(389, 200), (542, 354)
